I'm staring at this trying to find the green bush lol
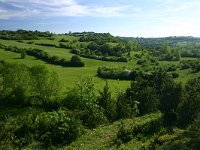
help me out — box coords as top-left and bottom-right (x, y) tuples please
(0, 109), (83, 148)
(35, 109), (84, 146)
(116, 113), (162, 145)
(63, 77), (107, 128)
(171, 72), (179, 78)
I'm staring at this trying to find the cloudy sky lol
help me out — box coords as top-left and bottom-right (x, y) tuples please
(0, 0), (200, 37)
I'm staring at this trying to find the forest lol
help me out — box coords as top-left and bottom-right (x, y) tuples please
(0, 30), (200, 149)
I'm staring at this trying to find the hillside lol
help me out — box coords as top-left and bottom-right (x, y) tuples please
(0, 30), (200, 92)
(0, 30), (200, 150)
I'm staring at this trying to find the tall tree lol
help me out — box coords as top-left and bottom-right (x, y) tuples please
(98, 81), (116, 121)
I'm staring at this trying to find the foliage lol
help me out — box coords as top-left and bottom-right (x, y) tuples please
(35, 43), (57, 47)
(97, 81), (116, 121)
(0, 62), (60, 106)
(0, 108), (83, 149)
(0, 43), (85, 67)
(178, 77), (200, 127)
(116, 89), (139, 119)
(30, 65), (60, 105)
(97, 66), (131, 80)
(63, 77), (107, 128)
(180, 59), (200, 72)
(116, 113), (162, 145)
(70, 55), (85, 67)
(129, 79), (160, 115)
(0, 62), (31, 104)
(20, 50), (27, 59)
(0, 29), (52, 40)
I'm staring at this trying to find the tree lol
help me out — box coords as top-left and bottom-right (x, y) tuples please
(127, 78), (159, 115)
(159, 79), (182, 126)
(30, 65), (60, 105)
(64, 77), (107, 128)
(1, 63), (30, 104)
(116, 88), (139, 119)
(178, 77), (200, 127)
(98, 81), (116, 121)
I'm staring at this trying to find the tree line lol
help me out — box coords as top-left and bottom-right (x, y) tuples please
(0, 30), (52, 40)
(0, 44), (85, 67)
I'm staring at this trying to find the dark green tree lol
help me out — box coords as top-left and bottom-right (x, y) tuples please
(98, 81), (116, 121)
(178, 77), (200, 127)
(116, 89), (139, 119)
(159, 79), (182, 126)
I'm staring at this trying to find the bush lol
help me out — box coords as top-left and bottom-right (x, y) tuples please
(0, 109), (83, 148)
(116, 113), (162, 145)
(63, 77), (107, 128)
(171, 72), (179, 78)
(35, 109), (84, 146)
(21, 50), (27, 59)
(70, 55), (85, 67)
(59, 38), (69, 42)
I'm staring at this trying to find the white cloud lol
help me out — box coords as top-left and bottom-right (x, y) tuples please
(0, 0), (128, 19)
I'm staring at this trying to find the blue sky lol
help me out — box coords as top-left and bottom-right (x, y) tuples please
(0, 0), (200, 37)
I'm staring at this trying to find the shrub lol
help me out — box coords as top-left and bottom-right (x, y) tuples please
(171, 72), (179, 78)
(59, 38), (69, 42)
(116, 113), (162, 145)
(35, 109), (84, 146)
(70, 55), (85, 67)
(63, 77), (107, 128)
(0, 109), (83, 148)
(21, 50), (27, 59)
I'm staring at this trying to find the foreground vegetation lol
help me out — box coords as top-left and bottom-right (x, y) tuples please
(0, 30), (200, 149)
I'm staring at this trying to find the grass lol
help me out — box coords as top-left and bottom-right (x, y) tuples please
(0, 46), (131, 94)
(64, 113), (161, 150)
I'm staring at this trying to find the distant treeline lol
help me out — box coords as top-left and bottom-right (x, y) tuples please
(0, 29), (52, 40)
(71, 40), (134, 62)
(128, 36), (200, 58)
(0, 44), (85, 67)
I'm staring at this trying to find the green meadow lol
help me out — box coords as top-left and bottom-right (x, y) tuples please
(0, 36), (198, 94)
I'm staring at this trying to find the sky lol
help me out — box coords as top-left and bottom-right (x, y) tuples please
(0, 0), (200, 37)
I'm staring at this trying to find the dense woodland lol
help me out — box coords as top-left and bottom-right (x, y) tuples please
(0, 30), (200, 149)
